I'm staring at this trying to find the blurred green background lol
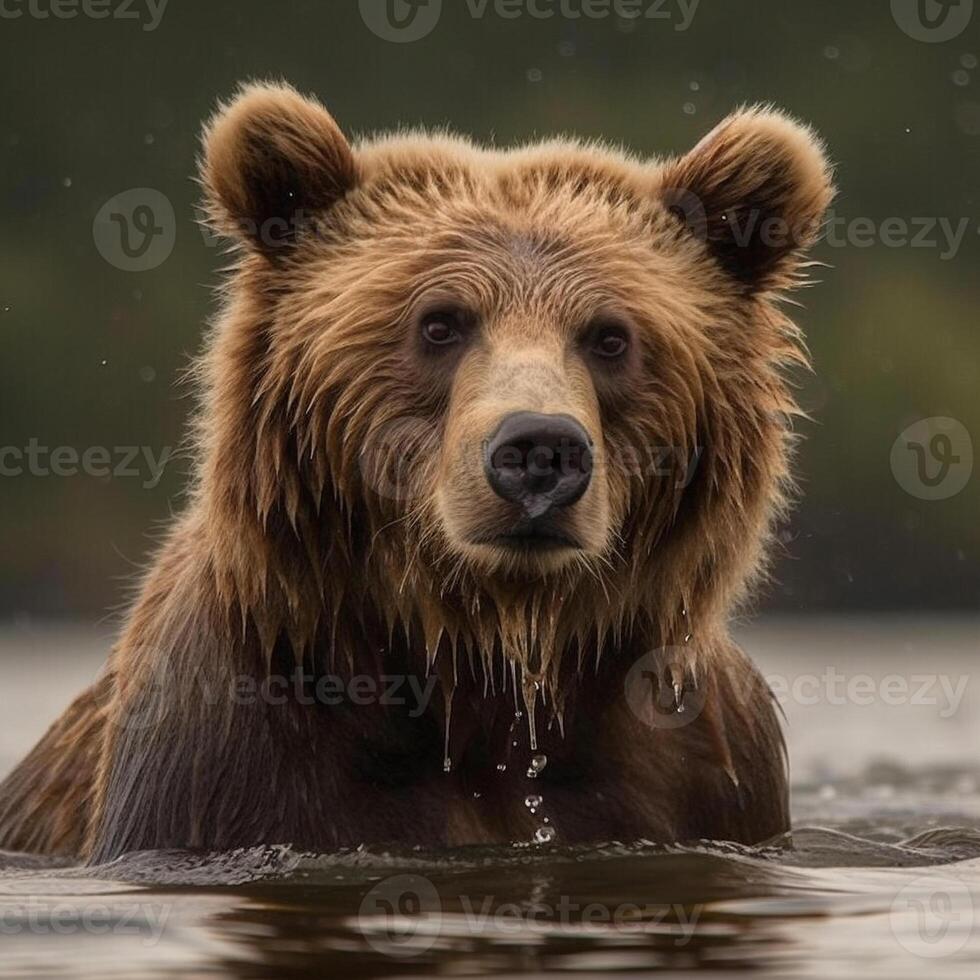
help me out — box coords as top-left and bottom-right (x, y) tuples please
(0, 0), (977, 618)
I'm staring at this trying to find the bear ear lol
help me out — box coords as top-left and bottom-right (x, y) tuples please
(660, 107), (834, 293)
(199, 81), (357, 252)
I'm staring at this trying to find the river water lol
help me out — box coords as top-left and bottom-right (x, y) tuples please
(0, 616), (977, 978)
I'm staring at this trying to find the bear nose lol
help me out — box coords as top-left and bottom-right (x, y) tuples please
(484, 412), (593, 516)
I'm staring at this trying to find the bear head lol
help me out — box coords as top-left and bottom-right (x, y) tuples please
(194, 82), (833, 687)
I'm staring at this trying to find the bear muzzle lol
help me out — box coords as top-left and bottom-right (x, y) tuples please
(482, 411), (593, 550)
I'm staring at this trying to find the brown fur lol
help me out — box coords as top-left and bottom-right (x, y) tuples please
(0, 83), (833, 862)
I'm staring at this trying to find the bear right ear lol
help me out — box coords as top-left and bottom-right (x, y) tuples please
(659, 107), (834, 294)
(200, 82), (357, 252)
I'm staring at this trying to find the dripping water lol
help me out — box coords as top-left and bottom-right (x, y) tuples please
(521, 668), (541, 752)
(443, 685), (454, 773)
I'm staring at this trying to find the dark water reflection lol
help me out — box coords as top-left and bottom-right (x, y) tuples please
(2, 794), (980, 978)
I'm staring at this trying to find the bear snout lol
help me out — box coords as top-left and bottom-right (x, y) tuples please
(479, 411), (594, 551)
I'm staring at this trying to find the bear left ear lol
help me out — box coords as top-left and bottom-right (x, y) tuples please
(660, 107), (834, 293)
(200, 81), (357, 252)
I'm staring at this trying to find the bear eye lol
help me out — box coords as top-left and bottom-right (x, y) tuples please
(421, 310), (465, 347)
(588, 322), (630, 360)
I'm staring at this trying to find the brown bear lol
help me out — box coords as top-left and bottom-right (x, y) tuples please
(0, 83), (833, 862)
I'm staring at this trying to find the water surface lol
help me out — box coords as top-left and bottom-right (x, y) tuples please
(1, 617), (977, 977)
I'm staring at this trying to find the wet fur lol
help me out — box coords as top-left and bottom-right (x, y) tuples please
(0, 83), (833, 861)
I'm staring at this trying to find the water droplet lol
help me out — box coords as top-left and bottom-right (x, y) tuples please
(100, 358), (108, 367)
(524, 794), (543, 813)
(682, 102), (697, 116)
(144, 133), (155, 145)
(139, 365), (156, 383)
(496, 763), (507, 772)
(904, 127), (912, 134)
(527, 753), (548, 779)
(824, 45), (840, 60)
(962, 54), (978, 70)
(61, 177), (72, 188)
(443, 686), (454, 774)
(473, 791), (482, 799)
(522, 670), (540, 751)
(533, 825), (556, 844)
(2, 305), (10, 313)
(952, 69), (971, 87)
(527, 68), (543, 83)
(689, 80), (700, 91)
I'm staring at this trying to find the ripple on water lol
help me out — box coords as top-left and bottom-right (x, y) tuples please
(0, 765), (979, 977)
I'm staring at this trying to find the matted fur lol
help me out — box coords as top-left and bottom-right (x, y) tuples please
(0, 83), (834, 860)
